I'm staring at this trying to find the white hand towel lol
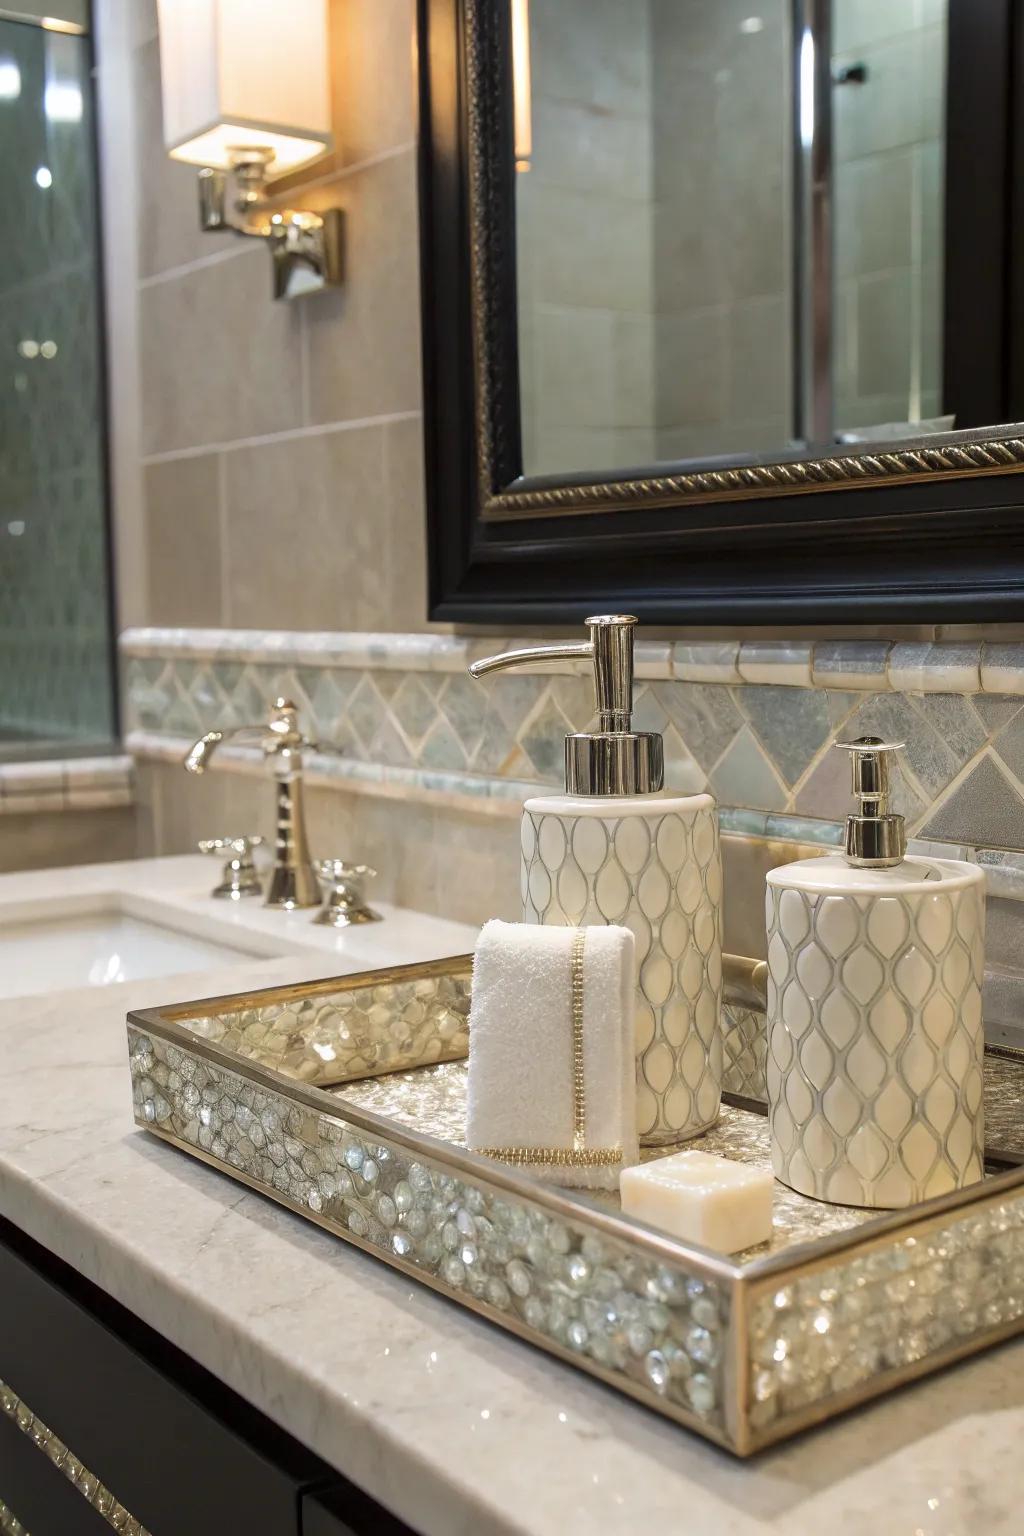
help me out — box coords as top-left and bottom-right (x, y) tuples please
(467, 920), (637, 1189)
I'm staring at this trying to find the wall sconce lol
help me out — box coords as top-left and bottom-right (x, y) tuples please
(511, 0), (532, 172)
(156, 0), (342, 300)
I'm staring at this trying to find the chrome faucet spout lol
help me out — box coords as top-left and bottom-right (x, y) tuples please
(181, 700), (327, 909)
(184, 731), (224, 775)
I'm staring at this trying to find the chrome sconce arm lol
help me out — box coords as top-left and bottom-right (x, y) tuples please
(196, 149), (343, 301)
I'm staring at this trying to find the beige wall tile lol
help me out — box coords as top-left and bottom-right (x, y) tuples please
(223, 424), (389, 630)
(131, 760), (161, 857)
(434, 807), (519, 927)
(382, 415), (431, 630)
(303, 150), (422, 424)
(145, 454), (223, 625)
(346, 796), (440, 914)
(329, 0), (416, 165)
(303, 785), (357, 866)
(137, 758), (515, 928)
(140, 248), (304, 456)
(0, 808), (137, 874)
(155, 762), (269, 855)
(133, 39), (235, 280)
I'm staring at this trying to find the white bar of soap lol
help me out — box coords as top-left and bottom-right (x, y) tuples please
(620, 1150), (773, 1253)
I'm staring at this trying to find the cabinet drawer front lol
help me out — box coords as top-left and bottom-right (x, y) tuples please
(0, 1405), (113, 1536)
(0, 1219), (328, 1536)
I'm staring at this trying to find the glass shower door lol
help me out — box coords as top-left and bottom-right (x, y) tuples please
(0, 12), (115, 757)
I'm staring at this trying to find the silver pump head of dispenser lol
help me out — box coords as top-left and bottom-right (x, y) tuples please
(469, 615), (664, 796)
(836, 736), (907, 868)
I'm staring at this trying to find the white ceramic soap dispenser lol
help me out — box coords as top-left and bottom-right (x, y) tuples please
(470, 615), (723, 1145)
(765, 737), (986, 1209)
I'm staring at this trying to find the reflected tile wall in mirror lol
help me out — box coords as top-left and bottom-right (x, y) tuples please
(515, 0), (949, 477)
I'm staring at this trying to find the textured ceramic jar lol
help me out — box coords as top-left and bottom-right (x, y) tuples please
(765, 855), (986, 1208)
(522, 794), (723, 1145)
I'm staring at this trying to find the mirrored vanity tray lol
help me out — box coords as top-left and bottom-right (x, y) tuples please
(127, 956), (1024, 1456)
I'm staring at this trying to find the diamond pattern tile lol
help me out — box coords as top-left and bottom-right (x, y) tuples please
(122, 642), (1024, 856)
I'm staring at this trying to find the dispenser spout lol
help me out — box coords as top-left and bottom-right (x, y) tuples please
(467, 615), (662, 796)
(469, 641), (593, 678)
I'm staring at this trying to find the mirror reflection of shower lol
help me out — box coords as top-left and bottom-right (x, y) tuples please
(0, 7), (115, 761)
(514, 0), (949, 479)
(799, 0), (948, 449)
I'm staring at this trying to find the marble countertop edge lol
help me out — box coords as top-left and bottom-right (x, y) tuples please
(2, 857), (1024, 1536)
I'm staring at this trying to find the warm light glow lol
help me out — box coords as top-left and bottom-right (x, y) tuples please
(41, 16), (86, 35)
(511, 0), (532, 172)
(168, 122), (329, 176)
(157, 0), (332, 179)
(0, 57), (21, 101)
(44, 80), (83, 122)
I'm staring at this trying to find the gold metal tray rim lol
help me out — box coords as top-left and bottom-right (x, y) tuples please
(127, 955), (1024, 1456)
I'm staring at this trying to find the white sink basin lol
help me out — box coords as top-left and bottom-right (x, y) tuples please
(0, 854), (481, 1006)
(0, 896), (286, 999)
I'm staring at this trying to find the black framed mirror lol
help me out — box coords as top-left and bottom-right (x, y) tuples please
(417, 0), (1024, 625)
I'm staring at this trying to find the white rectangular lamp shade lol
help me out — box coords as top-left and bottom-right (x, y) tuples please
(156, 0), (332, 176)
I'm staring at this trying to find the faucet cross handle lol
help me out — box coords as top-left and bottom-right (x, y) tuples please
(198, 834), (265, 900)
(312, 861), (383, 927)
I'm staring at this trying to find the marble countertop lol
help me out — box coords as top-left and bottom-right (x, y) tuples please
(1, 855), (1023, 1536)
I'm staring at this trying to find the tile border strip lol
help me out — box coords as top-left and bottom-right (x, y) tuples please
(120, 629), (1024, 857)
(132, 728), (846, 849)
(120, 629), (1024, 695)
(126, 730), (538, 820)
(0, 756), (133, 818)
(124, 728), (885, 858)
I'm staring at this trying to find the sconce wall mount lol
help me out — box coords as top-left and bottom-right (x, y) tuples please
(197, 148), (343, 300)
(156, 0), (341, 301)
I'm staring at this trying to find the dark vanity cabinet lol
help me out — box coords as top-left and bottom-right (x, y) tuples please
(0, 1219), (415, 1536)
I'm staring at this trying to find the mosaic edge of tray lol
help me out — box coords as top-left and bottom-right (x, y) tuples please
(150, 954), (1024, 1261)
(127, 957), (1024, 1456)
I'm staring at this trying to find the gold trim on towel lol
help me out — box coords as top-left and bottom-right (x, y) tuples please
(571, 927), (587, 1149)
(474, 1145), (624, 1168)
(474, 928), (623, 1171)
